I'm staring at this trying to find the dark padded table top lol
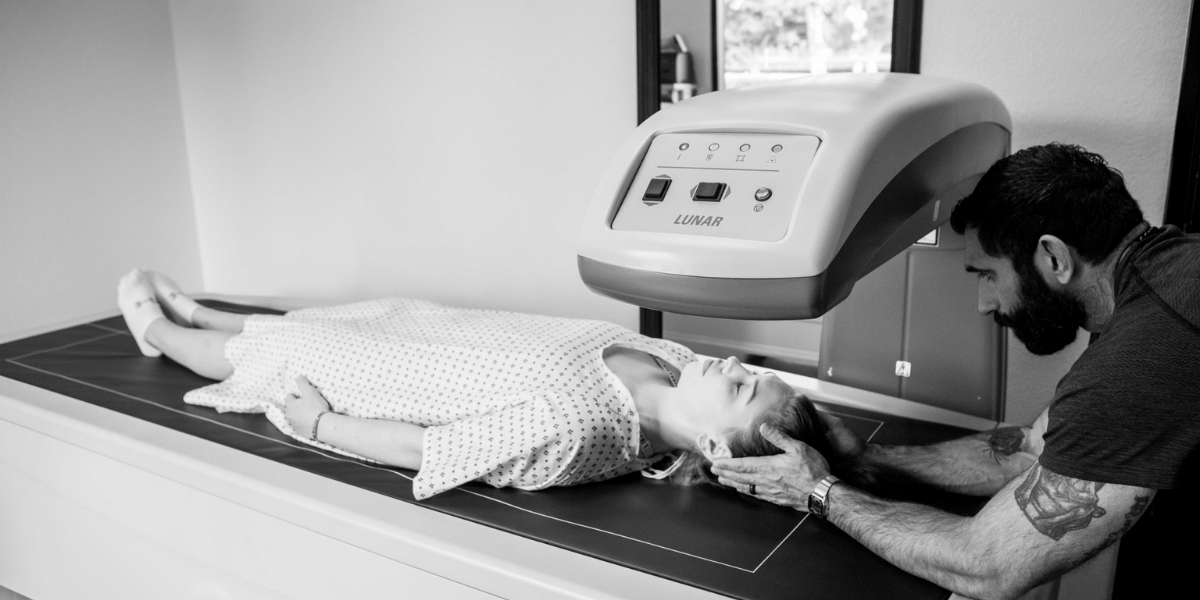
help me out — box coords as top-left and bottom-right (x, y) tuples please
(0, 301), (975, 600)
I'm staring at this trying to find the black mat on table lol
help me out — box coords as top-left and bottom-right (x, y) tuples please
(0, 301), (977, 600)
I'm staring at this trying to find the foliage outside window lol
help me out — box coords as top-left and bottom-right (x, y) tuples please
(722, 0), (894, 89)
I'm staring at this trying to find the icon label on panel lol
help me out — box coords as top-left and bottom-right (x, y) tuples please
(895, 361), (912, 377)
(753, 204), (764, 212)
(767, 156), (777, 163)
(914, 229), (939, 246)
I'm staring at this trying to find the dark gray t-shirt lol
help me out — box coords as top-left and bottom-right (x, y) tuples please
(1039, 226), (1200, 596)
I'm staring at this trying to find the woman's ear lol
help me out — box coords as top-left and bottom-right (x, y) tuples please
(695, 432), (732, 460)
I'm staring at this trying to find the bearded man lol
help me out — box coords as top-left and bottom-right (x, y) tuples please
(713, 143), (1199, 600)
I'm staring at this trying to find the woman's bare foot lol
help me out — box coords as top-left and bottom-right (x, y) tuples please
(118, 269), (166, 357)
(147, 270), (200, 326)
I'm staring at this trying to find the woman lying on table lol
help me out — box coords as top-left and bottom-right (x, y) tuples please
(118, 269), (831, 499)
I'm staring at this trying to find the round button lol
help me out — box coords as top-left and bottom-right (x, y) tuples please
(708, 143), (719, 151)
(679, 142), (690, 151)
(771, 144), (783, 153)
(740, 143), (751, 152)
(755, 187), (773, 202)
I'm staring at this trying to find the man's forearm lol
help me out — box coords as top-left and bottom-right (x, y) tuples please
(843, 426), (1037, 496)
(826, 483), (1024, 599)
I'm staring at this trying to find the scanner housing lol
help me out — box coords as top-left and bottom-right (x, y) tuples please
(577, 73), (1011, 320)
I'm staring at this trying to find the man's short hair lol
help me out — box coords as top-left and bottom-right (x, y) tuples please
(949, 143), (1144, 269)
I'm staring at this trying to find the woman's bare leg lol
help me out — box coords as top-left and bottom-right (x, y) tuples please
(145, 271), (201, 325)
(119, 269), (235, 379)
(144, 270), (249, 333)
(191, 306), (249, 333)
(144, 319), (235, 380)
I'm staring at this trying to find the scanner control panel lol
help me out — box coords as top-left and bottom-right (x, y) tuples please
(611, 133), (819, 242)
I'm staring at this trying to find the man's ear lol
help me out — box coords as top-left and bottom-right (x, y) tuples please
(695, 432), (732, 460)
(1035, 234), (1075, 286)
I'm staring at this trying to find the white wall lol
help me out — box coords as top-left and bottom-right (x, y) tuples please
(923, 0), (1191, 425)
(167, 0), (639, 328)
(0, 0), (201, 337)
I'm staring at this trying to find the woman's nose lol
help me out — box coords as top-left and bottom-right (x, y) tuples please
(722, 356), (744, 375)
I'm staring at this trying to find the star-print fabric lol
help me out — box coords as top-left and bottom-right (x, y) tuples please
(183, 298), (696, 499)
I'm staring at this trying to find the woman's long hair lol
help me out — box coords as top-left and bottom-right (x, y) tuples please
(670, 393), (832, 486)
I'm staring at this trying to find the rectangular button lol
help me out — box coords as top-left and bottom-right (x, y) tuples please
(643, 178), (670, 201)
(693, 182), (725, 202)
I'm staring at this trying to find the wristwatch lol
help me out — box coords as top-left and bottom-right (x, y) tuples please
(808, 475), (841, 519)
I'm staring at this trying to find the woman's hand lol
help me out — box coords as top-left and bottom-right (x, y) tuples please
(711, 424), (832, 510)
(284, 376), (332, 438)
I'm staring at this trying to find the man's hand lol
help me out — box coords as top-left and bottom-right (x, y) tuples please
(711, 423), (832, 510)
(284, 375), (332, 437)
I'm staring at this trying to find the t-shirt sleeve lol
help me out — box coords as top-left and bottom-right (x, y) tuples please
(1039, 299), (1200, 490)
(414, 393), (581, 499)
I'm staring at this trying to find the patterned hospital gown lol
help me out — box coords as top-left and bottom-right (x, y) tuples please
(184, 299), (696, 499)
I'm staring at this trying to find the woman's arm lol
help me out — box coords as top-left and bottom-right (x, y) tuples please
(284, 376), (425, 470)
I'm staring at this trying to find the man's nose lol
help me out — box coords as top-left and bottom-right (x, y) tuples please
(977, 284), (999, 315)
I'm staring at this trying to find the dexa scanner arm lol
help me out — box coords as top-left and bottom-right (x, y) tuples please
(577, 73), (1011, 319)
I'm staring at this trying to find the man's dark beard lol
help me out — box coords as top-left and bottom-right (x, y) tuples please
(994, 268), (1087, 355)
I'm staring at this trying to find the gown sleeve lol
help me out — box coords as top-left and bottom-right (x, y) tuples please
(414, 391), (642, 499)
(415, 392), (578, 499)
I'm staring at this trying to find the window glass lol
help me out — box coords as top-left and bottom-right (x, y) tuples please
(721, 0), (894, 89)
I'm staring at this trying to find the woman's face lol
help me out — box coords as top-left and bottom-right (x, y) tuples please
(674, 356), (794, 443)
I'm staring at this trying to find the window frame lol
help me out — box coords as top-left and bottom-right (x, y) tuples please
(1166, 0), (1200, 233)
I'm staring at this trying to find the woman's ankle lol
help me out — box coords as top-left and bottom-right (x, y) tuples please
(193, 306), (248, 333)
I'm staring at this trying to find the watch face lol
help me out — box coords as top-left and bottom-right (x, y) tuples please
(809, 476), (838, 518)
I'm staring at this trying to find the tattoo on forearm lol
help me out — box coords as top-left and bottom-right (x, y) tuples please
(1103, 495), (1151, 545)
(1072, 494), (1153, 569)
(986, 426), (1025, 464)
(1014, 463), (1106, 541)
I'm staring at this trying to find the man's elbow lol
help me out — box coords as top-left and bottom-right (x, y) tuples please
(955, 570), (1037, 600)
(939, 544), (1040, 600)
